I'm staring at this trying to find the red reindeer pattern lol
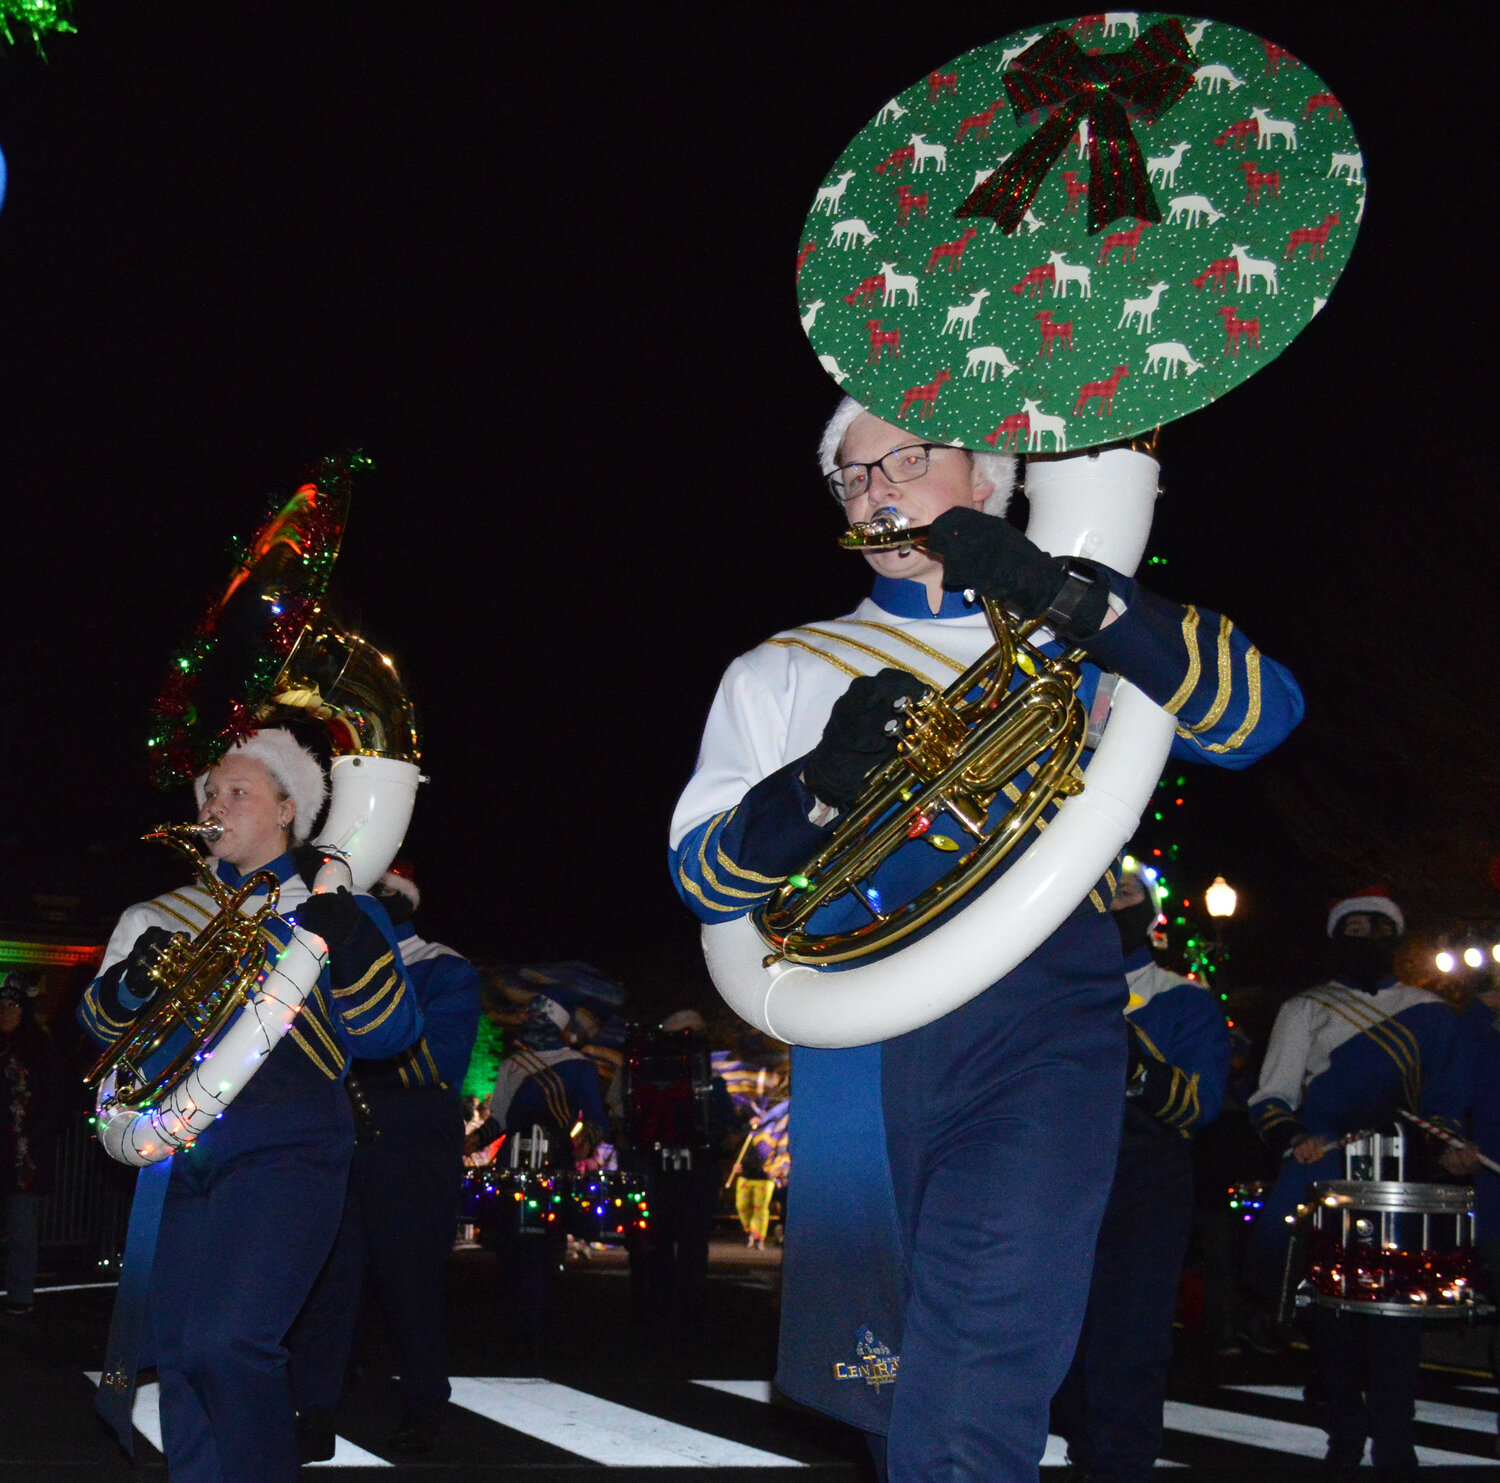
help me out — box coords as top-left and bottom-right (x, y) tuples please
(1263, 40), (1299, 76)
(955, 99), (1003, 142)
(867, 320), (900, 363)
(1098, 220), (1148, 265)
(894, 186), (929, 227)
(1011, 263), (1056, 297)
(845, 275), (886, 308)
(926, 228), (978, 273)
(985, 413), (1031, 451)
(795, 242), (817, 282)
(1238, 162), (1280, 205)
(1192, 257), (1238, 291)
(1302, 93), (1343, 121)
(898, 369), (952, 420)
(1060, 171), (1088, 213)
(1070, 15), (1104, 39)
(1034, 311), (1073, 358)
(1214, 119), (1258, 151)
(1284, 212), (1340, 260)
(1218, 306), (1261, 355)
(876, 145), (916, 176)
(1074, 366), (1129, 417)
(928, 70), (958, 98)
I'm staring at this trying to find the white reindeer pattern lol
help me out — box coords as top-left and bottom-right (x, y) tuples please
(964, 346), (1019, 383)
(1230, 244), (1279, 295)
(1022, 398), (1068, 452)
(1250, 108), (1298, 150)
(1144, 343), (1204, 379)
(1165, 195), (1223, 228)
(1193, 64), (1244, 94)
(1146, 142), (1190, 189)
(879, 262), (919, 307)
(1118, 282), (1170, 333)
(829, 218), (878, 250)
(910, 134), (948, 174)
(942, 289), (991, 341)
(813, 171), (856, 216)
(1047, 252), (1092, 300)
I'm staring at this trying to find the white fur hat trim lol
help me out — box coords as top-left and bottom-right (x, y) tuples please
(377, 870), (422, 911)
(193, 728), (329, 846)
(818, 394), (1015, 517)
(1327, 894), (1405, 938)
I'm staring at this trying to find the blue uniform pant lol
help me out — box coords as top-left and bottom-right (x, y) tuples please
(4, 1191), (39, 1308)
(1309, 1306), (1421, 1471)
(150, 1095), (351, 1483)
(290, 1086), (465, 1415)
(879, 912), (1128, 1483)
(1053, 1117), (1194, 1481)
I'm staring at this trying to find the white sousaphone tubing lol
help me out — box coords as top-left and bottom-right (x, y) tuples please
(703, 448), (1176, 1049)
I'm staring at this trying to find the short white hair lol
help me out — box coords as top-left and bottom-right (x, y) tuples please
(193, 727), (329, 846)
(817, 395), (1016, 517)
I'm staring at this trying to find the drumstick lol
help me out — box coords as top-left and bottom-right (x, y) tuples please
(1396, 1108), (1500, 1176)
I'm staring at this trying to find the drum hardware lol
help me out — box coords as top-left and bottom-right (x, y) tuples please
(1291, 1129), (1492, 1317)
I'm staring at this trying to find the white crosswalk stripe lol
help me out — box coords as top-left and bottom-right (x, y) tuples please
(449, 1378), (804, 1467)
(1232, 1385), (1500, 1442)
(694, 1380), (778, 1404)
(1167, 1397), (1490, 1465)
(83, 1374), (392, 1467)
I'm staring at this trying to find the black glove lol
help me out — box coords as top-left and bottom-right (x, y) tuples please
(292, 844), (339, 892)
(1125, 1021), (1149, 1089)
(295, 888), (367, 956)
(802, 667), (928, 809)
(97, 925), (178, 1016)
(122, 926), (177, 1001)
(925, 507), (1110, 642)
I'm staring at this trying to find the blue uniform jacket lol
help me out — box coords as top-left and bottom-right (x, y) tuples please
(1124, 950), (1231, 1138)
(672, 570), (1303, 924)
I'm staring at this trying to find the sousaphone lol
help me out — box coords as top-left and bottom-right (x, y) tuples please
(87, 453), (424, 1164)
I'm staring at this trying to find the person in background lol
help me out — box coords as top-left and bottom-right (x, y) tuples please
(1247, 891), (1465, 1483)
(731, 1109), (777, 1250)
(0, 973), (63, 1320)
(1053, 869), (1231, 1481)
(289, 865), (481, 1460)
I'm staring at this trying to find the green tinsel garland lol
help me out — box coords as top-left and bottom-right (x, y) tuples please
(0, 0), (74, 52)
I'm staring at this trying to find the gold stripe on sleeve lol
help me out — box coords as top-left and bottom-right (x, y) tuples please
(344, 978), (406, 1036)
(1199, 647), (1263, 754)
(1162, 607), (1203, 716)
(1184, 616), (1235, 734)
(332, 952), (396, 1000)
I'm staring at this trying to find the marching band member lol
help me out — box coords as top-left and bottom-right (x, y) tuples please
(463, 990), (608, 1346)
(670, 400), (1303, 1482)
(1246, 892), (1465, 1483)
(288, 866), (480, 1459)
(79, 728), (422, 1483)
(1053, 869), (1231, 1481)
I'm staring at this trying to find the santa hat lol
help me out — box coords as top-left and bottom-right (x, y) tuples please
(1327, 890), (1404, 939)
(377, 863), (421, 913)
(818, 395), (1015, 518)
(193, 727), (328, 845)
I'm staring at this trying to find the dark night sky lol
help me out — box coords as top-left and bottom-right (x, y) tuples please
(0, 3), (1494, 1011)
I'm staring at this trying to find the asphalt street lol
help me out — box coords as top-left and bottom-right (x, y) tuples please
(3, 1239), (1500, 1481)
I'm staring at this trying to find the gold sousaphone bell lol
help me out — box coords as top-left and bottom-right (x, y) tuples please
(753, 508), (1090, 967)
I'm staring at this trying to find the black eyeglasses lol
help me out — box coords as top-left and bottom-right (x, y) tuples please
(826, 443), (957, 504)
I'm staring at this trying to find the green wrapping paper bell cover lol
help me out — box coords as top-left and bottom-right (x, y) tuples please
(798, 13), (1363, 453)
